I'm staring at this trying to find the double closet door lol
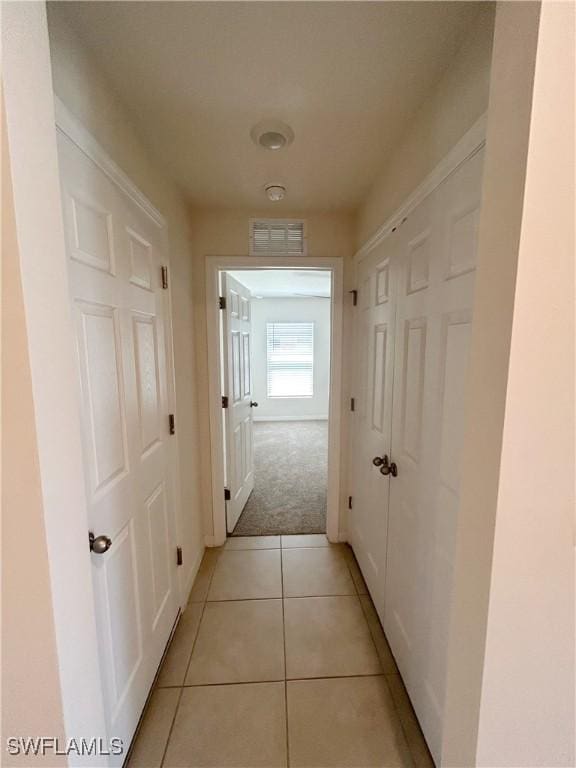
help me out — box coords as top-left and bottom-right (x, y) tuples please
(350, 147), (484, 764)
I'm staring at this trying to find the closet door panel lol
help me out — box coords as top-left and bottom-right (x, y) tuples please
(384, 194), (435, 687)
(385, 147), (485, 762)
(348, 240), (397, 619)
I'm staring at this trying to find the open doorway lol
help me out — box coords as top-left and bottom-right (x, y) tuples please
(219, 269), (332, 537)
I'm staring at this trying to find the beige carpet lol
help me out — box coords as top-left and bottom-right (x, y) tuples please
(232, 421), (328, 536)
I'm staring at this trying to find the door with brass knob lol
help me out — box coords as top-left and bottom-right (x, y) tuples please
(348, 239), (397, 620)
(59, 126), (180, 754)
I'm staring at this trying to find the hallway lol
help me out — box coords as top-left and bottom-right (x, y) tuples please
(4, 3), (573, 767)
(232, 422), (328, 537)
(128, 536), (433, 767)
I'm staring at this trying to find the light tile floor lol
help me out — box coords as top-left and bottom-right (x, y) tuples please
(128, 534), (435, 768)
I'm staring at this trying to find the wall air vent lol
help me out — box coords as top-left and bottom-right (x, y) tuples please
(250, 219), (307, 256)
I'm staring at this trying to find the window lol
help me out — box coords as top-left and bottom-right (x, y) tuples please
(250, 219), (306, 255)
(266, 322), (314, 398)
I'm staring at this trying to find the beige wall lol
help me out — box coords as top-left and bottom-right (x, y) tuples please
(1, 106), (66, 766)
(356, 3), (495, 248)
(444, 2), (575, 765)
(188, 207), (355, 538)
(441, 4), (541, 762)
(2, 0), (108, 753)
(474, 1), (574, 763)
(47, 6), (205, 593)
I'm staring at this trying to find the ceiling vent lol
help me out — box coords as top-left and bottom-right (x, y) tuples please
(250, 219), (307, 256)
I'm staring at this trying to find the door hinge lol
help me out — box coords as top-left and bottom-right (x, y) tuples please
(350, 397), (356, 412)
(219, 296), (226, 310)
(169, 414), (175, 434)
(349, 289), (358, 306)
(348, 496), (353, 510)
(222, 395), (229, 409)
(224, 488), (231, 501)
(161, 265), (169, 290)
(176, 546), (183, 566)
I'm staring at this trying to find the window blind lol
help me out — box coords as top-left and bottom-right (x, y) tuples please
(251, 220), (306, 255)
(266, 322), (314, 398)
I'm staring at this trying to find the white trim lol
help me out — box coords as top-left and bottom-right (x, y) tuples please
(160, 248), (187, 609)
(253, 415), (329, 422)
(206, 256), (343, 545)
(355, 113), (487, 262)
(53, 96), (166, 228)
(181, 545), (204, 606)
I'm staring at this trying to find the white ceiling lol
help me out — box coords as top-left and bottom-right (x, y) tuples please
(228, 270), (331, 298)
(51, 2), (482, 212)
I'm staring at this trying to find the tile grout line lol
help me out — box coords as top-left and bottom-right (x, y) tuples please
(204, 591), (357, 603)
(176, 672), (387, 688)
(159, 548), (221, 768)
(280, 543), (290, 768)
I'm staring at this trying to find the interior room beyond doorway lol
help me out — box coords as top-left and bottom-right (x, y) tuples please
(220, 269), (332, 537)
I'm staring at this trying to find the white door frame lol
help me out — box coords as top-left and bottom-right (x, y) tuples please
(205, 255), (344, 546)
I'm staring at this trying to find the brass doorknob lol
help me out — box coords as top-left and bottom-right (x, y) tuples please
(89, 532), (112, 554)
(372, 455), (398, 477)
(380, 461), (398, 477)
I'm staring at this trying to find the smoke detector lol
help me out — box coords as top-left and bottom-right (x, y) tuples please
(265, 185), (286, 202)
(251, 120), (294, 151)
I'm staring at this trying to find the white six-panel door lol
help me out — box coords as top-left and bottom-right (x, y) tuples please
(57, 130), (180, 762)
(348, 244), (397, 616)
(221, 273), (255, 532)
(385, 149), (484, 762)
(351, 147), (485, 764)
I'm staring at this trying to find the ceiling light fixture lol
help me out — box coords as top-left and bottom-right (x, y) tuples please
(251, 120), (294, 151)
(265, 184), (286, 202)
(260, 131), (287, 150)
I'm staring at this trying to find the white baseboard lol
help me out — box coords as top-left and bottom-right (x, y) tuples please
(253, 415), (329, 422)
(180, 545), (204, 608)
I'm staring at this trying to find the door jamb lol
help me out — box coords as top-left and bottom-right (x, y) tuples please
(205, 255), (344, 546)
